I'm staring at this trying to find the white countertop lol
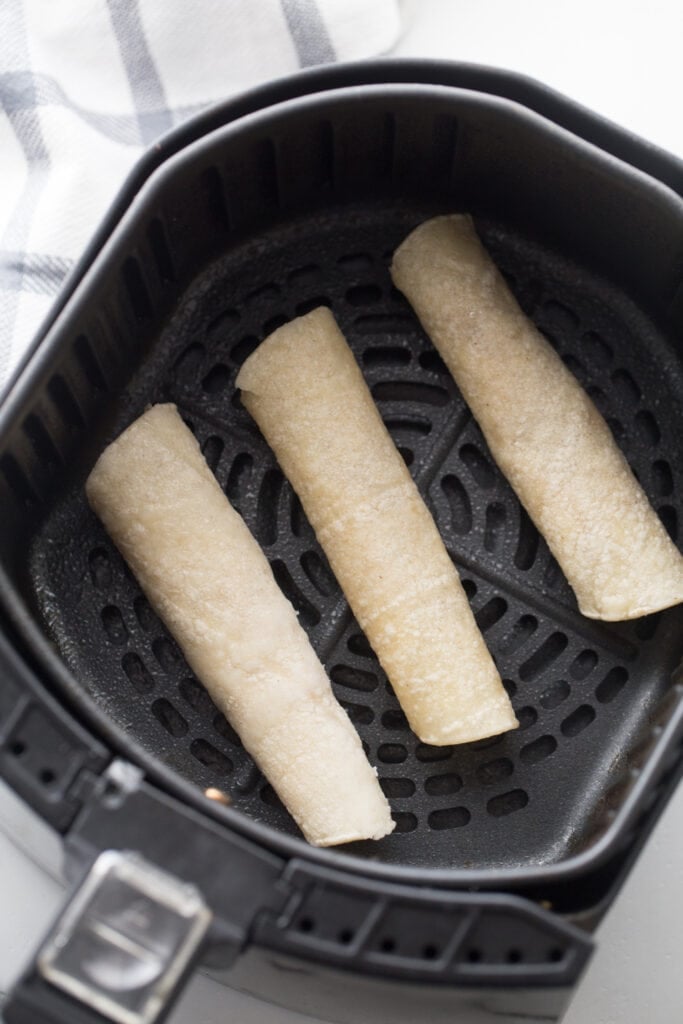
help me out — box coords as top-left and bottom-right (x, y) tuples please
(2, 2), (682, 1022)
(395, 0), (683, 161)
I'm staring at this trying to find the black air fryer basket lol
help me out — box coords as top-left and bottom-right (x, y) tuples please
(2, 61), (683, 1024)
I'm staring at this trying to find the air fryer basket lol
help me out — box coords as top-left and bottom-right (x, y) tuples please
(27, 185), (683, 873)
(2, 62), (683, 1024)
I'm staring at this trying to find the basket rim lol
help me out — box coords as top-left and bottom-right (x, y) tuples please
(2, 60), (683, 897)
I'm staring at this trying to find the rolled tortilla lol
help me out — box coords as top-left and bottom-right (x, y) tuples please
(86, 404), (393, 846)
(237, 308), (517, 746)
(391, 214), (683, 621)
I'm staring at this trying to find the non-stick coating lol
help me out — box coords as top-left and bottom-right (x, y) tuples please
(30, 197), (683, 870)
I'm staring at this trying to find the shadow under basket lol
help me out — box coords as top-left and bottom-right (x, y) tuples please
(2, 62), (683, 1024)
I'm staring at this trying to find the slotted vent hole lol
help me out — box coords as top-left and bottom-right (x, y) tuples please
(418, 349), (448, 375)
(428, 806), (471, 830)
(213, 713), (242, 746)
(441, 475), (472, 534)
(372, 380), (449, 406)
(540, 296), (581, 331)
(190, 739), (233, 772)
(201, 435), (224, 472)
(581, 330), (613, 365)
(520, 735), (557, 764)
(152, 698), (188, 737)
(256, 468), (284, 546)
(346, 284), (383, 306)
(226, 452), (253, 508)
(331, 664), (377, 692)
(516, 707), (538, 730)
(288, 263), (322, 286)
(570, 649), (598, 680)
(174, 342), (204, 377)
(476, 758), (514, 786)
(484, 503), (506, 552)
(392, 811), (418, 833)
(152, 636), (183, 674)
(658, 505), (678, 541)
(416, 744), (454, 762)
(101, 605), (127, 645)
(301, 549), (338, 596)
(540, 679), (570, 709)
(346, 633), (373, 659)
(607, 416), (625, 442)
(596, 667), (628, 704)
(271, 560), (320, 627)
(519, 632), (568, 681)
(122, 653), (154, 694)
(245, 282), (281, 307)
(487, 789), (529, 817)
(502, 678), (517, 698)
(134, 595), (159, 632)
(202, 363), (231, 393)
(380, 777), (416, 798)
(231, 335), (259, 365)
(24, 414), (61, 467)
(47, 374), (84, 430)
(475, 596), (507, 632)
(586, 384), (608, 414)
(179, 677), (212, 712)
(514, 507), (540, 570)
(500, 614), (538, 653)
(263, 313), (288, 335)
(652, 460), (673, 496)
(383, 413), (432, 437)
(378, 743), (408, 764)
(635, 410), (660, 445)
(362, 346), (411, 367)
(612, 368), (641, 403)
(562, 353), (584, 376)
(337, 252), (373, 271)
(561, 704), (596, 737)
(355, 312), (416, 335)
(460, 443), (496, 488)
(340, 699), (373, 725)
(89, 547), (112, 589)
(259, 783), (280, 807)
(381, 709), (409, 731)
(296, 296), (332, 316)
(425, 772), (463, 796)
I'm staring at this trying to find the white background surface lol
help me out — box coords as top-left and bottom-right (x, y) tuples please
(2, 2), (683, 1022)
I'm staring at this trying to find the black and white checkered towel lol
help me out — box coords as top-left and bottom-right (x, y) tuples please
(0, 0), (401, 393)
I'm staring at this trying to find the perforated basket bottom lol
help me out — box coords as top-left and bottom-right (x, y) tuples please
(31, 201), (683, 870)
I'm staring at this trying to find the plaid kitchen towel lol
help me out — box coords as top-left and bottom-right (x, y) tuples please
(0, 0), (402, 394)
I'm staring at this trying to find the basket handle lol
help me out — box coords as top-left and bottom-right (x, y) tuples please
(1, 627), (593, 1022)
(2, 766), (291, 1024)
(3, 849), (212, 1024)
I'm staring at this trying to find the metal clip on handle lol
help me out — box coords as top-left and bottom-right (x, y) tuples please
(4, 850), (212, 1024)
